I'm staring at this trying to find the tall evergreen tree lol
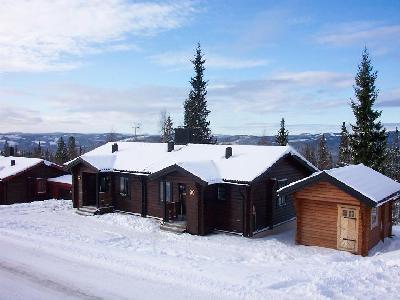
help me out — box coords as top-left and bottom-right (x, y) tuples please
(337, 122), (352, 166)
(275, 118), (289, 146)
(55, 137), (68, 164)
(67, 136), (78, 160)
(161, 115), (174, 143)
(317, 134), (332, 170)
(33, 141), (43, 158)
(301, 143), (317, 166)
(184, 43), (213, 144)
(386, 128), (400, 181)
(3, 140), (9, 156)
(350, 47), (387, 172)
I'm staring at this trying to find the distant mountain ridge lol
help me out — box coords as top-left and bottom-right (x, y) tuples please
(0, 131), (397, 160)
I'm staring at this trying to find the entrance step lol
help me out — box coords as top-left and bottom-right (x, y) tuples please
(160, 221), (187, 234)
(76, 206), (98, 216)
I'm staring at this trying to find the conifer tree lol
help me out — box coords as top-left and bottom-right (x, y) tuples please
(275, 118), (289, 146)
(161, 115), (174, 143)
(301, 143), (317, 166)
(317, 134), (332, 170)
(67, 136), (78, 160)
(386, 128), (400, 181)
(184, 43), (213, 144)
(55, 137), (68, 164)
(350, 48), (387, 172)
(3, 140), (9, 156)
(33, 141), (43, 158)
(337, 122), (352, 166)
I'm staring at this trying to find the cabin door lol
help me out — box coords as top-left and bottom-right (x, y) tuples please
(177, 183), (187, 221)
(337, 205), (359, 253)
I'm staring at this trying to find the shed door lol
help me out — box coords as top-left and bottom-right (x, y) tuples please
(337, 206), (359, 253)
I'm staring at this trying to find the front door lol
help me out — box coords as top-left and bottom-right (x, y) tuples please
(337, 205), (359, 253)
(82, 173), (97, 206)
(177, 183), (187, 221)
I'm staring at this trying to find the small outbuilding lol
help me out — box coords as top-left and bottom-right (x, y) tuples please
(48, 175), (72, 200)
(278, 164), (400, 256)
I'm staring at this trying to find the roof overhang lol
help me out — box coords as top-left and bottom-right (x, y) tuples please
(148, 164), (208, 186)
(279, 171), (400, 207)
(65, 157), (99, 172)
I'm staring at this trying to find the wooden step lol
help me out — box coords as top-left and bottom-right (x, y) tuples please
(160, 221), (186, 234)
(76, 206), (98, 216)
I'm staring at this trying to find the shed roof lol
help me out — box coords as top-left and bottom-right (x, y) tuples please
(279, 164), (400, 206)
(66, 142), (317, 184)
(0, 156), (61, 181)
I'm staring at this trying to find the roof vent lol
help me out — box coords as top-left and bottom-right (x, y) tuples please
(112, 143), (118, 153)
(225, 146), (232, 159)
(167, 141), (174, 152)
(10, 159), (15, 166)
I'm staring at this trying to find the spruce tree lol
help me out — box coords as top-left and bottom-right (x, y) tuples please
(67, 136), (78, 160)
(337, 122), (351, 166)
(350, 47), (387, 172)
(55, 137), (68, 164)
(3, 140), (9, 156)
(184, 43), (213, 144)
(275, 118), (289, 146)
(301, 143), (317, 166)
(386, 128), (400, 181)
(162, 115), (174, 143)
(33, 141), (43, 158)
(317, 134), (332, 170)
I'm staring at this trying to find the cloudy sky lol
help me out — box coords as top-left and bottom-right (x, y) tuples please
(0, 0), (399, 135)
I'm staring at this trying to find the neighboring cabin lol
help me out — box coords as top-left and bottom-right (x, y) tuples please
(0, 154), (68, 205)
(279, 164), (400, 256)
(66, 141), (316, 237)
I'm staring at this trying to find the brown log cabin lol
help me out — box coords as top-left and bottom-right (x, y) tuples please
(278, 164), (400, 256)
(67, 141), (317, 237)
(0, 154), (67, 205)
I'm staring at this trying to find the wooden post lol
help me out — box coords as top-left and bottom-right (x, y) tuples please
(141, 176), (147, 217)
(163, 179), (168, 222)
(198, 184), (205, 235)
(246, 186), (253, 237)
(95, 173), (99, 208)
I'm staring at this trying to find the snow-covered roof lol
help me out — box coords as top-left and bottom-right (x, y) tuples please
(279, 164), (400, 206)
(67, 142), (317, 184)
(0, 156), (60, 181)
(48, 175), (72, 185)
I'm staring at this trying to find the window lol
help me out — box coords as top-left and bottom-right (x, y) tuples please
(371, 207), (378, 228)
(160, 181), (172, 202)
(217, 185), (227, 201)
(37, 179), (47, 194)
(342, 209), (355, 219)
(120, 177), (129, 196)
(99, 175), (110, 193)
(276, 179), (288, 208)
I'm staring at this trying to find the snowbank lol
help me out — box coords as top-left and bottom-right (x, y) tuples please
(1, 199), (400, 299)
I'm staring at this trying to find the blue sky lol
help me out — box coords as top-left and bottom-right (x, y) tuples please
(0, 0), (399, 135)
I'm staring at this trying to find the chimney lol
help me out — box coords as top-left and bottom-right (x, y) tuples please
(10, 159), (15, 166)
(112, 143), (118, 153)
(225, 147), (232, 159)
(9, 146), (15, 157)
(167, 141), (174, 152)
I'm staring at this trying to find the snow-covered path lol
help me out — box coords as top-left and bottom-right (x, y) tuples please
(1, 200), (400, 299)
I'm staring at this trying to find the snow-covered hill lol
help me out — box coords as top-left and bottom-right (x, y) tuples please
(0, 200), (399, 299)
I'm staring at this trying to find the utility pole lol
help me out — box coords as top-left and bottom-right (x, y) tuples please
(132, 123), (141, 141)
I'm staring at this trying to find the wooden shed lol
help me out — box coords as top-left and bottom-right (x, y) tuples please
(278, 164), (400, 256)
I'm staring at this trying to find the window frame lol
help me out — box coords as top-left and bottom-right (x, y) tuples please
(217, 184), (227, 201)
(37, 178), (47, 194)
(119, 176), (129, 196)
(99, 175), (110, 193)
(160, 180), (172, 203)
(276, 179), (288, 208)
(371, 207), (378, 229)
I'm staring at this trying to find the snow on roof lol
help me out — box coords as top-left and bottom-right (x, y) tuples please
(0, 156), (59, 180)
(68, 142), (316, 183)
(48, 175), (72, 185)
(279, 164), (400, 205)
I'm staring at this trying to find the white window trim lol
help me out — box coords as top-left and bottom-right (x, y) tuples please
(371, 207), (378, 229)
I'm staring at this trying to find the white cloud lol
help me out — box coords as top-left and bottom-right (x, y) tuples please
(315, 21), (400, 51)
(149, 51), (269, 70)
(0, 0), (196, 72)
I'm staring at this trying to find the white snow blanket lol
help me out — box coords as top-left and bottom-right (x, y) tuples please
(47, 175), (72, 185)
(1, 199), (400, 299)
(68, 142), (316, 183)
(0, 156), (57, 180)
(281, 164), (400, 204)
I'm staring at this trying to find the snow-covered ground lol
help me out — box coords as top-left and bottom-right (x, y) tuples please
(1, 200), (400, 300)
